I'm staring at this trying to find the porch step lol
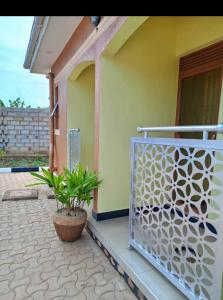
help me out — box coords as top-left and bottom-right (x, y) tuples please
(86, 215), (188, 300)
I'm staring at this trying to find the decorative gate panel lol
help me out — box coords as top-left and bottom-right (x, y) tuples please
(130, 137), (223, 300)
(68, 129), (80, 171)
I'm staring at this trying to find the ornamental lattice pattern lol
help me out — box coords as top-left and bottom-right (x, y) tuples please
(131, 141), (223, 300)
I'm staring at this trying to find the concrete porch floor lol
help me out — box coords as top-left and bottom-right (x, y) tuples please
(87, 215), (188, 300)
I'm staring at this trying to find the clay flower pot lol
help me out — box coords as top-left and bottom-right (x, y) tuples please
(28, 164), (101, 242)
(53, 209), (87, 242)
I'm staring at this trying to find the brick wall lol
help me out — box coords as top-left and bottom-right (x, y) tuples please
(0, 108), (50, 155)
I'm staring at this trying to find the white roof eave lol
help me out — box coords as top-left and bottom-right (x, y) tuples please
(23, 16), (48, 70)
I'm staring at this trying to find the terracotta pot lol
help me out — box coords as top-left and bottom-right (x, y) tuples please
(53, 209), (87, 242)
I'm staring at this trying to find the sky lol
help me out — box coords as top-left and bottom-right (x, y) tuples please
(0, 17), (49, 108)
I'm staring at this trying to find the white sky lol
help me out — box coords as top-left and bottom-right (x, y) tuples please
(0, 16), (49, 107)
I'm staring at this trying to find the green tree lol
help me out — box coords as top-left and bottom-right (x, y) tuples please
(0, 97), (40, 108)
(8, 97), (26, 108)
(0, 99), (5, 107)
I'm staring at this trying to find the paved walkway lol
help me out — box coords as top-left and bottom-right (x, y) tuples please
(0, 173), (136, 300)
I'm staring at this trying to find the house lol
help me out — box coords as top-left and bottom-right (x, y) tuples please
(24, 16), (223, 300)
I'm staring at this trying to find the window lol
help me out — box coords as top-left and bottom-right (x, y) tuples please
(176, 41), (223, 139)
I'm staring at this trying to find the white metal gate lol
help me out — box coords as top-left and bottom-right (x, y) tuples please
(129, 124), (223, 300)
(68, 128), (80, 171)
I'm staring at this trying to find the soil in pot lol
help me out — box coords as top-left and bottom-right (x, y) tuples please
(53, 209), (87, 242)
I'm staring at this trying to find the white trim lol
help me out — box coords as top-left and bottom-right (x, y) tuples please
(0, 167), (48, 173)
(54, 17), (125, 83)
(0, 168), (11, 173)
(41, 166), (49, 171)
(24, 16), (45, 69)
(30, 17), (50, 72)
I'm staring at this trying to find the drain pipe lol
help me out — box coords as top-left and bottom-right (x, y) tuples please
(47, 72), (55, 172)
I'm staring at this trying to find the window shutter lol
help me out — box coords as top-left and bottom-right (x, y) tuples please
(180, 40), (223, 77)
(176, 40), (223, 138)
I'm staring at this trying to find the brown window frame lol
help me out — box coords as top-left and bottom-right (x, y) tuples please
(175, 40), (223, 138)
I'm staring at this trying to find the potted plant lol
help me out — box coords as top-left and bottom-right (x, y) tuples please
(28, 163), (101, 242)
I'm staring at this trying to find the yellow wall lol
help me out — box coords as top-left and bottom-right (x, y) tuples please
(64, 16), (223, 213)
(98, 17), (179, 213)
(67, 64), (95, 170)
(176, 17), (223, 56)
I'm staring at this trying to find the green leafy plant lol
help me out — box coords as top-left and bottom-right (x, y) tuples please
(0, 149), (5, 157)
(0, 97), (31, 108)
(27, 163), (102, 215)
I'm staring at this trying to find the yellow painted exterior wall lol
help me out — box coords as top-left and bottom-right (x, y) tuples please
(63, 14), (223, 299)
(98, 17), (179, 213)
(67, 64), (95, 170)
(176, 17), (223, 57)
(64, 16), (223, 213)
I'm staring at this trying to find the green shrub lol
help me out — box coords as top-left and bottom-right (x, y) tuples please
(27, 163), (102, 215)
(0, 149), (6, 157)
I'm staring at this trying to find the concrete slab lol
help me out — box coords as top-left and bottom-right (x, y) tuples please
(2, 189), (38, 201)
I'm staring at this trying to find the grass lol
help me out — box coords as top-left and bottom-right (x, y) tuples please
(0, 156), (49, 168)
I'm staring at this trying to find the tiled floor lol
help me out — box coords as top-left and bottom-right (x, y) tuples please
(87, 216), (188, 300)
(0, 172), (136, 300)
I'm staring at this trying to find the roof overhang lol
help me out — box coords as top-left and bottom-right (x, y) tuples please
(24, 16), (83, 74)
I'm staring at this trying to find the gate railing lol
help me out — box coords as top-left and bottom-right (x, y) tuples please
(129, 124), (223, 300)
